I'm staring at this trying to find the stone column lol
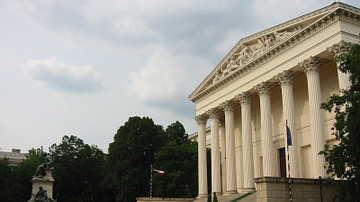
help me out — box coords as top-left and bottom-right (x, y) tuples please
(237, 92), (255, 190)
(299, 57), (327, 178)
(254, 82), (274, 177)
(221, 100), (238, 194)
(275, 70), (300, 177)
(219, 119), (227, 194)
(195, 114), (208, 198)
(327, 41), (352, 90)
(207, 108), (222, 195)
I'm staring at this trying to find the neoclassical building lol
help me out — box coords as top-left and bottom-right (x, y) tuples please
(188, 2), (360, 199)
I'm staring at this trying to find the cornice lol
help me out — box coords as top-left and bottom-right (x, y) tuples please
(189, 3), (360, 103)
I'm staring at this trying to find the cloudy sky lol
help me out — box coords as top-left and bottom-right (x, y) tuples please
(1, 0), (359, 153)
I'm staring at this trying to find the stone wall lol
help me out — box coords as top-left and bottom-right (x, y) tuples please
(137, 177), (338, 202)
(254, 177), (337, 202)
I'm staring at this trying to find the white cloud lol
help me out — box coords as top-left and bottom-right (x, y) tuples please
(22, 57), (103, 94)
(2, 0), (359, 153)
(128, 46), (185, 103)
(10, 0), (256, 58)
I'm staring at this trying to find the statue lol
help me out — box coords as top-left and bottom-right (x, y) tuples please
(32, 186), (56, 202)
(212, 71), (222, 83)
(274, 26), (302, 43)
(222, 56), (239, 77)
(33, 152), (53, 178)
(235, 44), (253, 66)
(262, 35), (275, 49)
(28, 152), (56, 202)
(227, 56), (238, 70)
(251, 38), (265, 57)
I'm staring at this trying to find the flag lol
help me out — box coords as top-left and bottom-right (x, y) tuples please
(286, 125), (292, 146)
(153, 169), (165, 174)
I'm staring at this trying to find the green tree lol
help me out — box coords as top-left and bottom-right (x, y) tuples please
(152, 141), (198, 198)
(0, 157), (18, 202)
(0, 147), (44, 202)
(16, 147), (46, 201)
(320, 43), (360, 201)
(165, 121), (189, 145)
(152, 121), (198, 198)
(105, 116), (166, 202)
(49, 135), (107, 202)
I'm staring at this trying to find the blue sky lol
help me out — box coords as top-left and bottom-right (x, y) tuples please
(1, 0), (359, 153)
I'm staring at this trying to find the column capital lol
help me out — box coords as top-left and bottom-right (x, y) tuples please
(327, 41), (352, 58)
(236, 92), (254, 104)
(299, 56), (322, 74)
(275, 70), (295, 85)
(221, 100), (236, 112)
(207, 108), (222, 119)
(254, 82), (272, 95)
(195, 114), (208, 125)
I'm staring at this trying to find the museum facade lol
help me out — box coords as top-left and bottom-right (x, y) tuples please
(188, 2), (360, 198)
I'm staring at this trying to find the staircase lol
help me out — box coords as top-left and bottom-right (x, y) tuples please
(193, 192), (256, 202)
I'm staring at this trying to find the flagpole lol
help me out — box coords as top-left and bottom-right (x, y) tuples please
(287, 144), (292, 202)
(150, 164), (153, 197)
(286, 120), (292, 202)
(150, 167), (164, 197)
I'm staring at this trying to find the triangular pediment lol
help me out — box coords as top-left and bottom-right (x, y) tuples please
(189, 2), (360, 103)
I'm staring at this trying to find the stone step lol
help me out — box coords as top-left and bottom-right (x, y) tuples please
(193, 192), (255, 202)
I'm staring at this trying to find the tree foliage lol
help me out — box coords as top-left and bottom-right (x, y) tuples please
(0, 157), (18, 202)
(320, 43), (360, 201)
(17, 147), (46, 200)
(0, 147), (45, 202)
(152, 121), (198, 198)
(0, 118), (198, 201)
(49, 135), (107, 202)
(105, 116), (166, 202)
(165, 121), (189, 145)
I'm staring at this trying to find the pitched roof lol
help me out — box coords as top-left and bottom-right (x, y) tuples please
(188, 2), (360, 103)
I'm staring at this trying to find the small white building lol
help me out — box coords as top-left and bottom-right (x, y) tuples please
(0, 148), (26, 166)
(188, 2), (360, 199)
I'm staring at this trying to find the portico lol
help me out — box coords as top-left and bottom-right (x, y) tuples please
(189, 2), (360, 198)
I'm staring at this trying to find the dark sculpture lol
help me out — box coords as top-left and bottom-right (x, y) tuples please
(33, 152), (53, 178)
(32, 186), (56, 202)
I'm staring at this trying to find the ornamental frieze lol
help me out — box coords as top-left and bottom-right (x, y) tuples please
(189, 3), (360, 103)
(211, 26), (301, 84)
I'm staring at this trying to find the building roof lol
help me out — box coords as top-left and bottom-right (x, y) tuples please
(188, 2), (360, 103)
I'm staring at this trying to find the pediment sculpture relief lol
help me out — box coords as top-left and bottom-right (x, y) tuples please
(211, 26), (301, 84)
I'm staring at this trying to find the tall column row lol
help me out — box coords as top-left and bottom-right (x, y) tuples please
(275, 70), (300, 177)
(207, 108), (222, 195)
(237, 92), (255, 190)
(194, 49), (347, 196)
(254, 82), (274, 177)
(299, 57), (327, 178)
(195, 114), (208, 198)
(221, 101), (238, 194)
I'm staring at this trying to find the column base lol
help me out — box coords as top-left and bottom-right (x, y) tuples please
(224, 190), (238, 195)
(242, 188), (255, 193)
(196, 194), (208, 198)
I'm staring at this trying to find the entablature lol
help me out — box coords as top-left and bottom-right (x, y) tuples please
(189, 3), (360, 104)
